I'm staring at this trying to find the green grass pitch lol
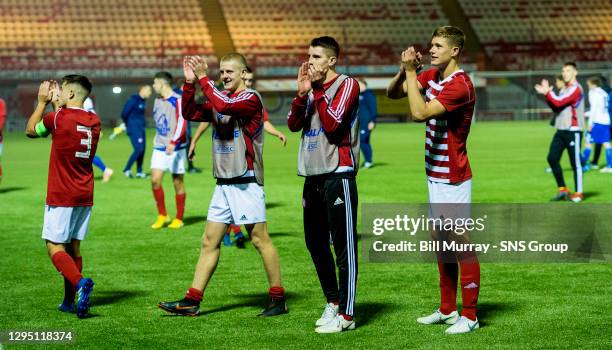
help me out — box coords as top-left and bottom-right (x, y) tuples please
(0, 121), (610, 349)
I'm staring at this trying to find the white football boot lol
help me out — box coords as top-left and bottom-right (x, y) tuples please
(315, 315), (355, 334)
(417, 309), (459, 325)
(315, 302), (339, 327)
(445, 316), (479, 334)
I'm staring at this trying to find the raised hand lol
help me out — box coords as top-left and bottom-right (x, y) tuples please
(183, 56), (196, 83)
(188, 56), (208, 79)
(49, 80), (60, 103)
(37, 81), (53, 104)
(297, 62), (312, 97)
(534, 79), (552, 95)
(401, 47), (421, 72)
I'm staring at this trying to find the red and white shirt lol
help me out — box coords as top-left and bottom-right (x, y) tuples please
(182, 78), (264, 171)
(288, 75), (360, 171)
(417, 68), (475, 184)
(0, 98), (6, 143)
(42, 107), (101, 206)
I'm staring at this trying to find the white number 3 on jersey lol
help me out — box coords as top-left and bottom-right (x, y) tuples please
(75, 125), (92, 159)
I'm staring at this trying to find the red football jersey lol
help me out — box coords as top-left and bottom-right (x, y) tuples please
(417, 68), (475, 184)
(42, 107), (101, 206)
(0, 98), (6, 142)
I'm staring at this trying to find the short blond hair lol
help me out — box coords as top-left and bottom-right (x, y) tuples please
(220, 52), (248, 69)
(432, 26), (465, 53)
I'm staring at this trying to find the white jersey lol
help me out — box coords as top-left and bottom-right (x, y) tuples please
(83, 97), (95, 113)
(586, 87), (610, 126)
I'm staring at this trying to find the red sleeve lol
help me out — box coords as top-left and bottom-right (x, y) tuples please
(287, 95), (308, 132)
(417, 69), (437, 91)
(42, 111), (57, 131)
(435, 78), (472, 112)
(313, 77), (360, 134)
(181, 83), (213, 122)
(0, 99), (5, 131)
(198, 76), (260, 118)
(546, 84), (582, 109)
(263, 108), (269, 122)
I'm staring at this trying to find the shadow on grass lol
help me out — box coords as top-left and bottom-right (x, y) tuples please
(361, 162), (388, 169)
(356, 302), (392, 327)
(92, 290), (147, 306)
(0, 186), (26, 194)
(183, 216), (207, 226)
(583, 191), (600, 200)
(266, 202), (284, 209)
(467, 302), (514, 327)
(162, 291), (303, 317)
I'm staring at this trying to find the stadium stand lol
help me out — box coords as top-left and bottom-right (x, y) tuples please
(0, 0), (214, 70)
(219, 0), (448, 67)
(459, 0), (612, 69)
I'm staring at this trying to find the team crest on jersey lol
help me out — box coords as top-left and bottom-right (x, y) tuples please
(155, 113), (170, 136)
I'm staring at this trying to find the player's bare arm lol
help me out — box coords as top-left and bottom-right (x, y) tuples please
(26, 81), (54, 138)
(264, 121), (287, 146)
(403, 47), (445, 122)
(386, 66), (408, 99)
(188, 122), (210, 160)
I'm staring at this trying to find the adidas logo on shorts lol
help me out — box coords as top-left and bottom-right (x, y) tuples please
(333, 197), (344, 206)
(240, 215), (247, 221)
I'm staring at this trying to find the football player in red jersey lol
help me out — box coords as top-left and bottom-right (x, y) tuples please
(0, 97), (5, 184)
(25, 76), (100, 319)
(387, 26), (480, 334)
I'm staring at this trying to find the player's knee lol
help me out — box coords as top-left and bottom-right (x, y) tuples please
(201, 233), (219, 251)
(250, 232), (270, 250)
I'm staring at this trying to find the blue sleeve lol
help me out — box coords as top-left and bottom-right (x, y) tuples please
(366, 92), (378, 122)
(121, 96), (138, 123)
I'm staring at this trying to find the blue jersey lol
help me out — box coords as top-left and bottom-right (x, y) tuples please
(358, 89), (377, 131)
(121, 94), (147, 132)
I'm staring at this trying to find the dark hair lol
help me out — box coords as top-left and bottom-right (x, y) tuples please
(555, 75), (564, 81)
(154, 71), (173, 85)
(310, 36), (340, 57)
(432, 26), (465, 52)
(564, 62), (577, 69)
(61, 74), (92, 95)
(245, 66), (253, 73)
(588, 76), (603, 87)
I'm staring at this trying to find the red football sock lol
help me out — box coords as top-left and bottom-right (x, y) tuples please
(459, 256), (480, 321)
(185, 288), (203, 303)
(269, 286), (285, 300)
(175, 193), (186, 220)
(51, 251), (82, 287)
(438, 262), (458, 315)
(153, 187), (167, 216)
(230, 224), (241, 234)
